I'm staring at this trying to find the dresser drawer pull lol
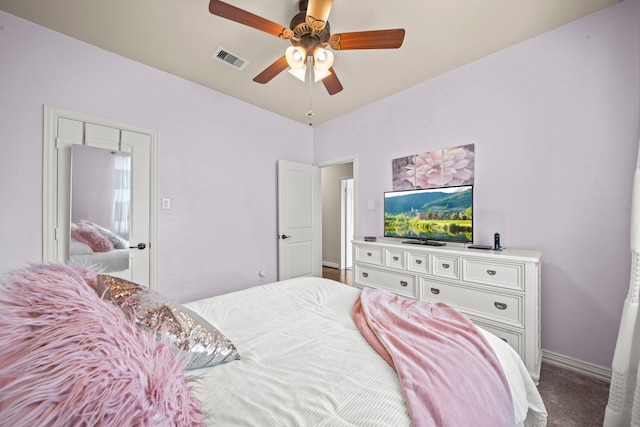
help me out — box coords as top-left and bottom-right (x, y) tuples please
(431, 288), (440, 295)
(487, 270), (497, 276)
(442, 263), (450, 269)
(362, 272), (369, 278)
(367, 252), (372, 257)
(393, 256), (399, 261)
(400, 281), (408, 287)
(494, 302), (507, 310)
(415, 259), (423, 265)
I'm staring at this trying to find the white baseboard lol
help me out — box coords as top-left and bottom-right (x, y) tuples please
(322, 261), (340, 269)
(542, 349), (611, 382)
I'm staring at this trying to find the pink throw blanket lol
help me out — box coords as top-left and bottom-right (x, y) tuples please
(353, 288), (514, 427)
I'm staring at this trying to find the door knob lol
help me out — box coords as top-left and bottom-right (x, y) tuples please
(130, 243), (146, 250)
(281, 234), (291, 240)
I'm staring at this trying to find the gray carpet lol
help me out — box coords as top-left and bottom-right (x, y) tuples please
(537, 362), (610, 426)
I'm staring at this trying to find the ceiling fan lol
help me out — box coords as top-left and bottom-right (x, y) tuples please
(209, 0), (406, 95)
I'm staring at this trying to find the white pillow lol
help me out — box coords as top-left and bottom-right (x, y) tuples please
(69, 237), (94, 255)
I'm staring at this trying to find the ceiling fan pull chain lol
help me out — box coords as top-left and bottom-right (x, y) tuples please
(306, 70), (314, 126)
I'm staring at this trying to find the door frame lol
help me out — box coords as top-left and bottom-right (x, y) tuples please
(316, 154), (358, 268)
(42, 105), (158, 288)
(340, 176), (354, 270)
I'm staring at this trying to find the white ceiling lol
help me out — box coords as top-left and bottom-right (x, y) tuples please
(0, 0), (618, 125)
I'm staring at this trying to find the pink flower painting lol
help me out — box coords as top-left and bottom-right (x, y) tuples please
(392, 144), (475, 191)
(392, 155), (415, 190)
(442, 145), (475, 186)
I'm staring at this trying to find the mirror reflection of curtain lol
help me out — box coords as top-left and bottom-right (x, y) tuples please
(112, 153), (131, 239)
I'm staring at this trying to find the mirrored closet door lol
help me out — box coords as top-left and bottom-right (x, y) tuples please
(43, 106), (157, 288)
(70, 144), (132, 274)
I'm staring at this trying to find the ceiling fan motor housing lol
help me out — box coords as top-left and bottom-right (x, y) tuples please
(289, 11), (330, 52)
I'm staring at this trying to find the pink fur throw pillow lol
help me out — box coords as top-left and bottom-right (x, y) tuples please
(0, 264), (204, 426)
(71, 223), (114, 252)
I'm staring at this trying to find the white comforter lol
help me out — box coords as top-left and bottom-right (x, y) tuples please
(69, 248), (129, 273)
(185, 277), (547, 426)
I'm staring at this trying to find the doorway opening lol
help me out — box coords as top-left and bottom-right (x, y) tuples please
(317, 155), (357, 286)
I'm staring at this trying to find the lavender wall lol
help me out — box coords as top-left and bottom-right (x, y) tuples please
(0, 11), (313, 302)
(0, 1), (638, 370)
(314, 0), (640, 368)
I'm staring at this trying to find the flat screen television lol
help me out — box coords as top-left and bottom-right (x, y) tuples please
(384, 185), (473, 244)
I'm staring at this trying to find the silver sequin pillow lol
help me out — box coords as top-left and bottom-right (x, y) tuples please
(97, 275), (240, 370)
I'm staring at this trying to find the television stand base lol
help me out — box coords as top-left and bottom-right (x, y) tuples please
(402, 240), (446, 246)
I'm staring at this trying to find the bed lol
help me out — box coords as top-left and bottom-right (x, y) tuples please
(0, 265), (547, 426)
(186, 276), (547, 426)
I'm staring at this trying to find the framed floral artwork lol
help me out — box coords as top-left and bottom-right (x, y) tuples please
(392, 155), (415, 190)
(392, 144), (475, 190)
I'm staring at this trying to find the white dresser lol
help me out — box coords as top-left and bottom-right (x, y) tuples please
(352, 238), (542, 382)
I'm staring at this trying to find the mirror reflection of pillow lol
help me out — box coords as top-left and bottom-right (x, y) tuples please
(97, 275), (240, 370)
(69, 237), (94, 255)
(71, 223), (113, 252)
(81, 221), (129, 249)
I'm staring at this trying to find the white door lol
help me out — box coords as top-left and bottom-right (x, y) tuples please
(44, 106), (156, 288)
(120, 130), (152, 285)
(278, 160), (322, 280)
(62, 120), (151, 284)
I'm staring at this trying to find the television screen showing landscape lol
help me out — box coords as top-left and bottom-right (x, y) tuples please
(384, 185), (473, 243)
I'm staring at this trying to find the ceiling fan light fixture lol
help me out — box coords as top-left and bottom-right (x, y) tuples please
(288, 66), (307, 82)
(285, 46), (306, 69)
(313, 68), (332, 82)
(313, 48), (334, 72)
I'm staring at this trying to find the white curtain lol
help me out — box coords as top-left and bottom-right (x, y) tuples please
(605, 138), (640, 426)
(111, 153), (131, 240)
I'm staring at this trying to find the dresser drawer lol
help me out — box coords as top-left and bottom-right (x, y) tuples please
(432, 255), (460, 280)
(407, 252), (429, 274)
(463, 259), (524, 291)
(473, 319), (524, 357)
(420, 280), (523, 327)
(385, 249), (405, 269)
(355, 246), (383, 265)
(355, 264), (416, 298)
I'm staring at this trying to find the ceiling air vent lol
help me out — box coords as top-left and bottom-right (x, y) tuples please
(213, 47), (249, 71)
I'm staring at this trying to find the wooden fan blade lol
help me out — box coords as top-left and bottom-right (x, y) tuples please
(329, 29), (405, 50)
(322, 68), (343, 95)
(209, 0), (289, 38)
(253, 56), (289, 84)
(306, 0), (333, 30)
